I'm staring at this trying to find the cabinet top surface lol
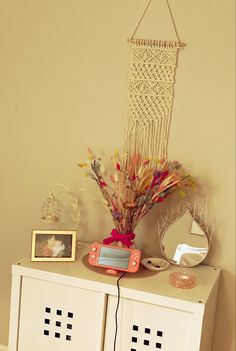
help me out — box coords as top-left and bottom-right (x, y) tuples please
(14, 242), (220, 307)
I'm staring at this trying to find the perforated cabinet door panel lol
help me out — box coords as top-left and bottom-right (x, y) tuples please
(18, 277), (106, 351)
(104, 296), (194, 351)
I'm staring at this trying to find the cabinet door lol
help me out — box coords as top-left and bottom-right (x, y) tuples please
(17, 277), (106, 351)
(104, 296), (199, 351)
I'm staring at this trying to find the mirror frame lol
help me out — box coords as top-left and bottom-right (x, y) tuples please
(159, 209), (211, 268)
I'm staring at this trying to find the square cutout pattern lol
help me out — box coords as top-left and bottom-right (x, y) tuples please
(43, 306), (73, 342)
(130, 324), (163, 350)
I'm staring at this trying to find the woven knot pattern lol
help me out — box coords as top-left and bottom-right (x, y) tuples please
(124, 39), (180, 165)
(127, 44), (179, 124)
(133, 46), (178, 65)
(128, 95), (173, 128)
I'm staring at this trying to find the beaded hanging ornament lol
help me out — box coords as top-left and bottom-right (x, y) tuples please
(124, 0), (184, 169)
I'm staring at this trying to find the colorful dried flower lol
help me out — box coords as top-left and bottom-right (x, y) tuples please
(116, 163), (121, 171)
(79, 150), (194, 235)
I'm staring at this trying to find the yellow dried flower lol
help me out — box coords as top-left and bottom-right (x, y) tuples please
(78, 162), (88, 168)
(179, 190), (186, 198)
(114, 150), (119, 158)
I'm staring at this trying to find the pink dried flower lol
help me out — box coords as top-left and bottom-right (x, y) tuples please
(116, 163), (121, 171)
(99, 181), (107, 187)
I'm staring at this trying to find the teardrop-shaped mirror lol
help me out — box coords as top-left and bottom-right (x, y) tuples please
(160, 209), (211, 267)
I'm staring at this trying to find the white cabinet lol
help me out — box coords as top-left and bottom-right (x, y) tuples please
(105, 296), (194, 351)
(17, 277), (106, 351)
(8, 244), (220, 351)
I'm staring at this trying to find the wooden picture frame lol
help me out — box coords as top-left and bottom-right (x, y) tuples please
(31, 230), (76, 262)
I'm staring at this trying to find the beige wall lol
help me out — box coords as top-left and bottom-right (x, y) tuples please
(0, 0), (235, 350)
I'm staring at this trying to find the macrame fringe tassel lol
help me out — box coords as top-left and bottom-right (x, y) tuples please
(124, 112), (172, 170)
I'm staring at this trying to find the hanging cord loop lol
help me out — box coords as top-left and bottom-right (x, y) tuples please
(130, 0), (182, 44)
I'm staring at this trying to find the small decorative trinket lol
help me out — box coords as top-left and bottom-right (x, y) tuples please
(141, 257), (170, 272)
(169, 271), (196, 289)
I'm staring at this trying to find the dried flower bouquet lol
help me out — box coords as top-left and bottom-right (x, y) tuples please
(79, 149), (195, 247)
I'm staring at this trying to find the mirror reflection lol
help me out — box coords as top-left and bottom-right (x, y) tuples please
(160, 209), (210, 267)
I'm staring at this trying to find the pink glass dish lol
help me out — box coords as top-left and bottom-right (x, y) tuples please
(169, 271), (196, 289)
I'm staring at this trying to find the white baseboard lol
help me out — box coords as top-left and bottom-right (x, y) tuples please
(0, 345), (8, 351)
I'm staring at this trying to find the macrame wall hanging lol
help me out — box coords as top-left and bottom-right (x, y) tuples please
(123, 0), (184, 168)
